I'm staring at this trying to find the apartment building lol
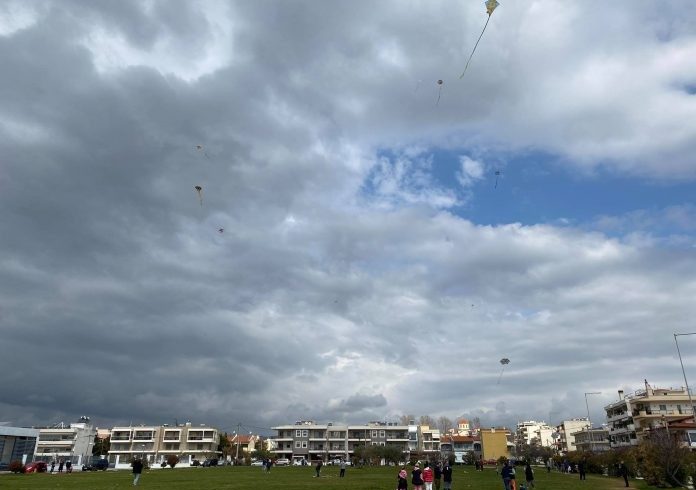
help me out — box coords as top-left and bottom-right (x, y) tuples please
(35, 418), (96, 465)
(479, 428), (511, 461)
(605, 382), (695, 448)
(272, 421), (409, 463)
(0, 426), (39, 469)
(419, 425), (441, 457)
(515, 420), (554, 447)
(572, 427), (610, 452)
(440, 434), (478, 463)
(108, 422), (219, 468)
(554, 419), (590, 454)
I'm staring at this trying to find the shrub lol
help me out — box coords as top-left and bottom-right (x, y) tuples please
(9, 460), (24, 473)
(166, 455), (179, 468)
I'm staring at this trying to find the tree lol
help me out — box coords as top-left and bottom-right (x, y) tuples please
(218, 433), (231, 461)
(419, 415), (436, 427)
(251, 447), (274, 462)
(382, 445), (405, 465)
(437, 416), (454, 434)
(634, 428), (695, 487)
(9, 461), (24, 473)
(93, 435), (110, 456)
(399, 414), (415, 425)
(166, 455), (179, 468)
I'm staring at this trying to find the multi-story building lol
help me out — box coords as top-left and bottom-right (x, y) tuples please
(35, 417), (96, 465)
(516, 420), (554, 447)
(479, 428), (511, 461)
(572, 426), (610, 452)
(605, 383), (695, 448)
(228, 433), (262, 461)
(419, 425), (441, 456)
(108, 422), (219, 468)
(440, 434), (478, 463)
(0, 426), (39, 469)
(555, 419), (590, 454)
(271, 421), (409, 463)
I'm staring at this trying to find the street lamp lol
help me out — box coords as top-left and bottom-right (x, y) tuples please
(584, 392), (601, 450)
(673, 333), (696, 421)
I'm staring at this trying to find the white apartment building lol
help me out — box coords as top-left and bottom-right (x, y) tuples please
(419, 426), (441, 456)
(555, 418), (590, 454)
(108, 422), (219, 468)
(572, 427), (610, 452)
(516, 420), (554, 447)
(272, 421), (409, 463)
(35, 417), (96, 465)
(605, 382), (695, 448)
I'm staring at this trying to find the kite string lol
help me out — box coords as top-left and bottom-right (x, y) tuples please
(497, 365), (505, 384)
(459, 15), (491, 80)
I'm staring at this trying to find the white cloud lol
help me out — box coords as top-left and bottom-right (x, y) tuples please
(456, 155), (485, 187)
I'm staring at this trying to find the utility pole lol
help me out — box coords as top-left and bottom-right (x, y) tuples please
(234, 423), (241, 464)
(584, 392), (601, 450)
(674, 333), (696, 422)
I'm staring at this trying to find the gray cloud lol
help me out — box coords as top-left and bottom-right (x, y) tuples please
(0, 0), (695, 434)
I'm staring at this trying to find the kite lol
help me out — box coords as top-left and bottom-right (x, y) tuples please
(195, 145), (210, 159)
(218, 228), (224, 234)
(494, 170), (501, 188)
(194, 185), (203, 206)
(436, 80), (444, 106)
(497, 357), (510, 384)
(459, 0), (500, 80)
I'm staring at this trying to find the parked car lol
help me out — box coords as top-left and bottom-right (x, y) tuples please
(250, 460), (264, 466)
(24, 461), (48, 473)
(293, 458), (308, 466)
(202, 458), (218, 467)
(83, 458), (109, 471)
(275, 458), (290, 466)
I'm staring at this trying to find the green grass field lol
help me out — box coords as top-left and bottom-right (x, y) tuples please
(0, 466), (652, 490)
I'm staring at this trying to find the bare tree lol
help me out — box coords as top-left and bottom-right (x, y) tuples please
(419, 415), (436, 427)
(399, 414), (415, 425)
(437, 416), (454, 434)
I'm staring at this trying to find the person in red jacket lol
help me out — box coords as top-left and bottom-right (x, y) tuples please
(422, 463), (434, 490)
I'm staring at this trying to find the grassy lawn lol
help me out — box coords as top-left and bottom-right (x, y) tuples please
(0, 465), (653, 490)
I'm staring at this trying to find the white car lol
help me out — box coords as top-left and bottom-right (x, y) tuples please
(250, 460), (264, 466)
(275, 458), (290, 466)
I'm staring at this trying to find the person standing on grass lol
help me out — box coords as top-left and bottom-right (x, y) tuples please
(132, 458), (144, 486)
(315, 459), (323, 477)
(524, 462), (535, 488)
(442, 461), (453, 490)
(434, 461), (442, 490)
(422, 462), (434, 490)
(412, 463), (424, 490)
(578, 459), (586, 480)
(339, 459), (346, 477)
(501, 460), (514, 490)
(619, 461), (629, 487)
(546, 459), (552, 473)
(398, 467), (408, 490)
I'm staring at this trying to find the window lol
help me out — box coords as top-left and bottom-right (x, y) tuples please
(295, 441), (301, 448)
(380, 430), (385, 437)
(302, 430), (308, 437)
(302, 441), (307, 448)
(659, 405), (667, 411)
(296, 430), (301, 437)
(372, 430), (378, 438)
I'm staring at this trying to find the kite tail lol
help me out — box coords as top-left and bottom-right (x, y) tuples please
(436, 86), (442, 106)
(459, 15), (491, 80)
(497, 366), (505, 384)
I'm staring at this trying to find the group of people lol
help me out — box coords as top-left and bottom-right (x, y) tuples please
(500, 460), (536, 490)
(398, 461), (453, 490)
(49, 459), (72, 473)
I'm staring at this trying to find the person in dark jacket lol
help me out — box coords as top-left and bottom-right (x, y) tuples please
(412, 464), (424, 490)
(315, 460), (323, 477)
(442, 462), (453, 490)
(525, 462), (535, 488)
(619, 461), (629, 487)
(501, 461), (514, 490)
(578, 459), (586, 480)
(434, 461), (443, 490)
(132, 458), (144, 486)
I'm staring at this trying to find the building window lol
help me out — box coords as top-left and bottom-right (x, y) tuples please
(302, 441), (307, 448)
(302, 430), (308, 437)
(372, 431), (378, 438)
(659, 405), (667, 411)
(295, 441), (301, 448)
(380, 431), (385, 437)
(296, 430), (302, 437)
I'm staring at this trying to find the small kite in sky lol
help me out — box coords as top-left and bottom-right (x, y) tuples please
(218, 228), (224, 234)
(460, 0), (500, 80)
(195, 145), (210, 159)
(497, 357), (510, 384)
(436, 79), (444, 105)
(494, 170), (501, 188)
(194, 185), (203, 206)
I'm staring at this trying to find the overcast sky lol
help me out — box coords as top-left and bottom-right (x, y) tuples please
(1, 0), (696, 435)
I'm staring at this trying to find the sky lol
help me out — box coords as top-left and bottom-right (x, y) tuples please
(1, 0), (696, 435)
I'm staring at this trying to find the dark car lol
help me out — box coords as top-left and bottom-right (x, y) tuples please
(202, 458), (218, 467)
(24, 461), (48, 473)
(83, 458), (109, 471)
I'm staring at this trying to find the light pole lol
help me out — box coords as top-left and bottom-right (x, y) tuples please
(584, 392), (601, 450)
(674, 333), (696, 421)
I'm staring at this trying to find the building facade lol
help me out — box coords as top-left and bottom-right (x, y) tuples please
(572, 427), (611, 452)
(108, 422), (219, 468)
(516, 420), (554, 447)
(0, 426), (39, 469)
(272, 421), (409, 463)
(35, 418), (96, 465)
(555, 419), (590, 453)
(479, 428), (511, 461)
(440, 434), (478, 463)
